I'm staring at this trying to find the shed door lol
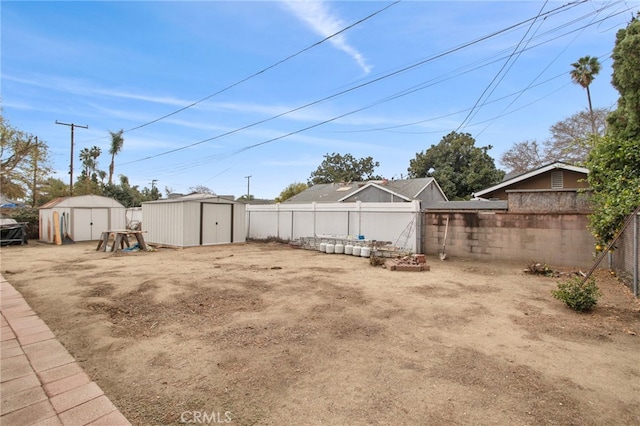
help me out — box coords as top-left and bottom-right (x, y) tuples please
(202, 204), (232, 245)
(72, 208), (109, 241)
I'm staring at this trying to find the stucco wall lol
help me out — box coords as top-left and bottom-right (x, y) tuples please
(423, 211), (595, 268)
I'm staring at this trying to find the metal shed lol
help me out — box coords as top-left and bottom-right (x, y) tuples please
(39, 195), (126, 243)
(142, 194), (246, 247)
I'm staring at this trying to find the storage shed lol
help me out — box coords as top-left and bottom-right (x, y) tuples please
(142, 194), (246, 247)
(39, 195), (126, 243)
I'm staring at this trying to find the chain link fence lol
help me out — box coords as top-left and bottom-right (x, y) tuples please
(609, 211), (639, 297)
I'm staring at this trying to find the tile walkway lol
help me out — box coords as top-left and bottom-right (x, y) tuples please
(1, 274), (131, 425)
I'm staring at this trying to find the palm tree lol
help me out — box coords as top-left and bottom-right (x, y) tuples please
(108, 129), (124, 185)
(570, 56), (601, 134)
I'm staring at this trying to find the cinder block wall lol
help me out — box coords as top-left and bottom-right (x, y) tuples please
(423, 212), (595, 268)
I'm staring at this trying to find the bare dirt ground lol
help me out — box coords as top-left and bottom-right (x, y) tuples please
(1, 240), (639, 425)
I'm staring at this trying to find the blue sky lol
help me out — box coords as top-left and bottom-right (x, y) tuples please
(2, 0), (638, 199)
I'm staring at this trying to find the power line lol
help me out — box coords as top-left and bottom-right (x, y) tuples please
(455, 1), (550, 132)
(473, 5), (611, 138)
(81, 0), (402, 144)
(120, 0), (587, 168)
(313, 3), (629, 136)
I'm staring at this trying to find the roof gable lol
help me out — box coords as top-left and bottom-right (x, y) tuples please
(284, 178), (442, 203)
(473, 162), (589, 198)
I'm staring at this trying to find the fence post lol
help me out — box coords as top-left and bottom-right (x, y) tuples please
(357, 201), (362, 236)
(634, 211), (638, 297)
(312, 202), (316, 237)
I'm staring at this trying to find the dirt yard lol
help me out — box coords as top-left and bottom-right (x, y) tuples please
(1, 240), (639, 425)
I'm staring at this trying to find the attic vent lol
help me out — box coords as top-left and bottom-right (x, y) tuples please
(551, 171), (563, 189)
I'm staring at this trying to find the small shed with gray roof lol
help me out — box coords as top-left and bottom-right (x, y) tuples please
(142, 193), (245, 248)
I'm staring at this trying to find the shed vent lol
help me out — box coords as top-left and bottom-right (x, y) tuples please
(551, 171), (564, 189)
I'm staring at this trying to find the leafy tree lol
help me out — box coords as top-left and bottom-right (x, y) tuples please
(275, 182), (308, 203)
(0, 116), (50, 200)
(102, 175), (160, 207)
(607, 14), (640, 142)
(408, 131), (504, 200)
(108, 129), (124, 185)
(237, 194), (255, 202)
(588, 15), (640, 247)
(570, 55), (601, 134)
(76, 146), (102, 195)
(500, 140), (544, 174)
(308, 153), (382, 185)
(38, 177), (69, 205)
(586, 135), (640, 247)
(140, 180), (161, 202)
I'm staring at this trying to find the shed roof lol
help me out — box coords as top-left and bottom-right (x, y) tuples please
(473, 162), (589, 199)
(39, 195), (125, 209)
(284, 178), (442, 203)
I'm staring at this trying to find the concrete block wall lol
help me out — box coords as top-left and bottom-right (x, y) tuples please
(423, 212), (595, 268)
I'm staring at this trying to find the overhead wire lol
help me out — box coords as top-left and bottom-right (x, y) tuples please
(455, 0), (550, 132)
(132, 0), (634, 187)
(317, 1), (629, 136)
(473, 3), (611, 137)
(120, 0), (588, 168)
(80, 0), (402, 144)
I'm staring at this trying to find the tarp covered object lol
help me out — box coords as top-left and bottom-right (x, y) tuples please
(1, 224), (27, 246)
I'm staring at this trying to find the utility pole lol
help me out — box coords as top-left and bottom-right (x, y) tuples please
(245, 175), (252, 200)
(55, 121), (88, 196)
(32, 136), (38, 207)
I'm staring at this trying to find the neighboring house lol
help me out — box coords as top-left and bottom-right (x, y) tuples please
(472, 162), (589, 201)
(471, 162), (590, 215)
(284, 178), (448, 206)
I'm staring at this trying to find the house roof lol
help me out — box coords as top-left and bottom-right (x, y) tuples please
(473, 162), (589, 199)
(284, 178), (443, 203)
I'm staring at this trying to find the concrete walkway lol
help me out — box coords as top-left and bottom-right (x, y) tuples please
(1, 275), (131, 425)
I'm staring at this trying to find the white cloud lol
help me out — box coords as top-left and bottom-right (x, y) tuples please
(281, 0), (371, 74)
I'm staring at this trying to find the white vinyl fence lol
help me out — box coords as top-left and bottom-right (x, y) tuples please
(246, 201), (422, 253)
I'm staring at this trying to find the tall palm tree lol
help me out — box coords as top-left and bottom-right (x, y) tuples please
(570, 56), (601, 134)
(108, 129), (124, 185)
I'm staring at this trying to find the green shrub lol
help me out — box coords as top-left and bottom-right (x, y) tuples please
(552, 277), (601, 312)
(7, 208), (39, 240)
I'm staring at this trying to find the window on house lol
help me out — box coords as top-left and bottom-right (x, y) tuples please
(551, 171), (563, 189)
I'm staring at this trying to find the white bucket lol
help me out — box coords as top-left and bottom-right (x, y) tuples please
(344, 244), (353, 255)
(325, 243), (335, 254)
(360, 247), (371, 258)
(335, 243), (344, 254)
(319, 242), (327, 252)
(352, 246), (361, 256)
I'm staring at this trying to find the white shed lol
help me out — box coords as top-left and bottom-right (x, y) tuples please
(39, 195), (126, 243)
(142, 194), (246, 247)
